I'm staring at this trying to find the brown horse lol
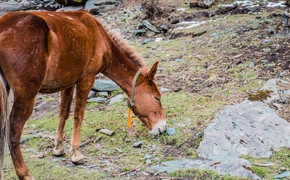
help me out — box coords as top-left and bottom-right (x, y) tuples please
(0, 11), (167, 179)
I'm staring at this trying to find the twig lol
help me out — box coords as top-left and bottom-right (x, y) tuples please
(252, 163), (275, 167)
(117, 165), (141, 176)
(80, 139), (94, 148)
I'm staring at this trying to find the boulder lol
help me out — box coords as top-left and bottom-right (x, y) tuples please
(197, 100), (290, 159)
(92, 79), (120, 92)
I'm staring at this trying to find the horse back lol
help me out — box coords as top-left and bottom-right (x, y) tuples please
(0, 11), (105, 93)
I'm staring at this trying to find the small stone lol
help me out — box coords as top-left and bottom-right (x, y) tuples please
(267, 27), (275, 34)
(160, 87), (170, 93)
(174, 59), (183, 62)
(262, 39), (272, 44)
(195, 131), (203, 139)
(157, 67), (163, 73)
(171, 19), (180, 24)
(98, 92), (109, 97)
(248, 61), (254, 67)
(99, 129), (115, 136)
(146, 159), (152, 165)
(142, 20), (160, 33)
(87, 97), (107, 103)
(66, 164), (74, 168)
(133, 140), (144, 148)
(153, 157), (160, 162)
(262, 48), (271, 53)
(166, 128), (176, 136)
(30, 153), (44, 159)
(107, 94), (124, 105)
(171, 118), (177, 123)
(134, 29), (146, 36)
(155, 37), (163, 42)
(144, 154), (152, 159)
(88, 91), (96, 99)
(273, 103), (283, 109)
(141, 38), (154, 45)
(274, 171), (290, 179)
(260, 59), (269, 63)
(88, 165), (98, 169)
(160, 24), (169, 33)
(280, 167), (286, 171)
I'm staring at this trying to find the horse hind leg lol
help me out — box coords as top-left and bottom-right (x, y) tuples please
(70, 75), (95, 164)
(9, 96), (37, 180)
(53, 86), (74, 156)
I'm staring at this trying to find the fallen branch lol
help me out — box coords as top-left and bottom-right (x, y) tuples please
(117, 165), (141, 176)
(252, 163), (275, 167)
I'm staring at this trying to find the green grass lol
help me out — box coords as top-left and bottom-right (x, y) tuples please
(170, 168), (243, 180)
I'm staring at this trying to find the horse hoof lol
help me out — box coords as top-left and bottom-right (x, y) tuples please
(53, 146), (65, 156)
(71, 154), (87, 164)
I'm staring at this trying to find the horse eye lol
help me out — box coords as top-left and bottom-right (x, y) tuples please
(155, 97), (160, 101)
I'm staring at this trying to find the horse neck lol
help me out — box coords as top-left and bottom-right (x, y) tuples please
(102, 44), (142, 96)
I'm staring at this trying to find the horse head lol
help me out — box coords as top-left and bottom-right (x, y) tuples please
(130, 61), (167, 136)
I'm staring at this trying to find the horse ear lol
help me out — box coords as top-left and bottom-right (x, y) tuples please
(147, 61), (159, 81)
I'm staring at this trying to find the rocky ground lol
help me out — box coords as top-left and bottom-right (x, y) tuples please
(1, 0), (290, 179)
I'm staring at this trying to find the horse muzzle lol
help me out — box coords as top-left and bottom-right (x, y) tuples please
(149, 120), (167, 136)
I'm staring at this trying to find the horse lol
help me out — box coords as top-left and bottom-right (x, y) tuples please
(0, 10), (167, 180)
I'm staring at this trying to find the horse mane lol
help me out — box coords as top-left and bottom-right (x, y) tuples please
(103, 24), (146, 68)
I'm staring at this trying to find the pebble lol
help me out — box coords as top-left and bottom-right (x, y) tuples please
(160, 87), (170, 93)
(157, 67), (163, 72)
(107, 94), (124, 105)
(88, 91), (96, 99)
(144, 154), (152, 159)
(262, 39), (272, 44)
(99, 129), (115, 136)
(166, 128), (176, 136)
(174, 58), (183, 62)
(133, 140), (144, 148)
(146, 159), (152, 165)
(66, 164), (74, 168)
(262, 48), (271, 53)
(134, 29), (146, 35)
(160, 24), (169, 33)
(260, 59), (269, 63)
(142, 20), (160, 33)
(87, 97), (107, 103)
(98, 92), (109, 97)
(141, 38), (154, 45)
(155, 37), (163, 42)
(248, 61), (254, 67)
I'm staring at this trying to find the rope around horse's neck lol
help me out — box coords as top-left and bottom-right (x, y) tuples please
(128, 68), (142, 108)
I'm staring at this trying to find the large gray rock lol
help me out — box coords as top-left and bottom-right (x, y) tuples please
(197, 100), (290, 159)
(151, 158), (260, 179)
(92, 79), (120, 92)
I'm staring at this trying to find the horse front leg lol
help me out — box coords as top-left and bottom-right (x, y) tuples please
(70, 76), (95, 164)
(9, 97), (36, 180)
(53, 86), (74, 156)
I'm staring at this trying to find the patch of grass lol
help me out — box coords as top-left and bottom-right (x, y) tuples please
(251, 166), (269, 178)
(170, 168), (242, 180)
(242, 148), (290, 179)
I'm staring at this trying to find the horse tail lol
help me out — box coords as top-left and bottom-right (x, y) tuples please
(0, 70), (9, 179)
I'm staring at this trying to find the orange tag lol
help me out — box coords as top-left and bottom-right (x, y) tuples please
(128, 108), (132, 127)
